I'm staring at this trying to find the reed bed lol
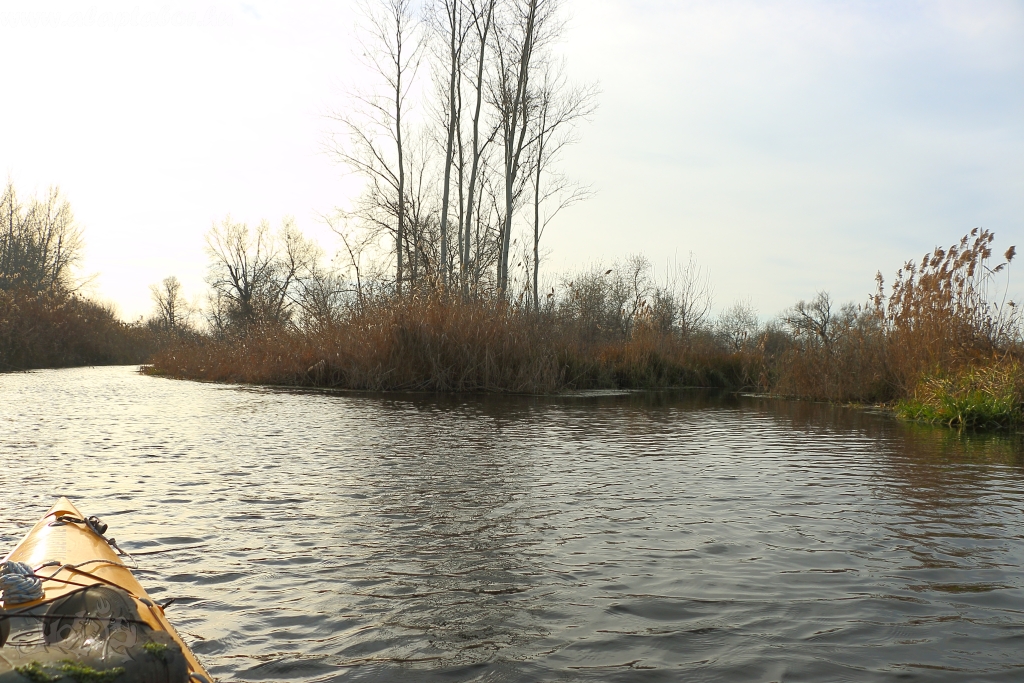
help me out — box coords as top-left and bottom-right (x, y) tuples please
(768, 229), (1023, 426)
(147, 229), (1024, 427)
(0, 288), (155, 370)
(150, 293), (746, 392)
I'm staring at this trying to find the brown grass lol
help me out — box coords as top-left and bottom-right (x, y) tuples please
(0, 288), (156, 370)
(149, 293), (745, 392)
(771, 229), (1022, 410)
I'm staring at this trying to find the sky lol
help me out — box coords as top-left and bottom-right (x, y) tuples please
(0, 0), (1022, 321)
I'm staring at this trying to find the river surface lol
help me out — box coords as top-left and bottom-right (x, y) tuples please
(3, 366), (1024, 681)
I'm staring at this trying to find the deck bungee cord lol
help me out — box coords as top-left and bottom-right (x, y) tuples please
(49, 514), (138, 567)
(0, 498), (214, 683)
(1, 558), (143, 611)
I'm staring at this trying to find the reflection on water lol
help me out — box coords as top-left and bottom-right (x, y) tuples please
(3, 367), (1024, 681)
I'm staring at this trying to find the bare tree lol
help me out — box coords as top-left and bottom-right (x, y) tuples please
(326, 212), (372, 306)
(528, 62), (597, 309)
(205, 217), (315, 330)
(493, 0), (539, 294)
(291, 256), (348, 335)
(327, 0), (592, 298)
(149, 276), (193, 331)
(716, 300), (760, 351)
(329, 0), (422, 294)
(427, 0), (473, 289)
(785, 291), (858, 347)
(403, 133), (441, 285)
(666, 253), (713, 338)
(461, 0), (498, 296)
(0, 181), (84, 293)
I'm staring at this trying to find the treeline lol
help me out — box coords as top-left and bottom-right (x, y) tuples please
(150, 218), (1024, 428)
(0, 181), (154, 370)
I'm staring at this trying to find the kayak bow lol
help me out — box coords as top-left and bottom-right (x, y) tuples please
(0, 498), (213, 683)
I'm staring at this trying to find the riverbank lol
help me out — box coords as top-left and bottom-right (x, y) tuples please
(146, 229), (1024, 429)
(0, 288), (156, 371)
(146, 312), (1024, 429)
(6, 224), (1016, 429)
(147, 294), (753, 392)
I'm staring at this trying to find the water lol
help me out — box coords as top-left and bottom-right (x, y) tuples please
(3, 366), (1024, 682)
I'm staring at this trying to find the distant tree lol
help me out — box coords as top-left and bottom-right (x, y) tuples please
(0, 180), (84, 293)
(666, 253), (713, 339)
(149, 275), (193, 331)
(205, 217), (317, 331)
(716, 300), (760, 351)
(785, 291), (857, 347)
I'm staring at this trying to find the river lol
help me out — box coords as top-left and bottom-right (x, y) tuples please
(2, 366), (1024, 681)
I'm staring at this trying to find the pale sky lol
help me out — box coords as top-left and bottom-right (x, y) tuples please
(1, 0), (1022, 321)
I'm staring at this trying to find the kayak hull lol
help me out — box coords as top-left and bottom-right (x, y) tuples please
(1, 498), (212, 682)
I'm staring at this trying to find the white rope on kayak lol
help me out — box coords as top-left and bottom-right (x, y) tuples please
(0, 561), (44, 604)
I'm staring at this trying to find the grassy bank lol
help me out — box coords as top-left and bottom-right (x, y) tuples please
(895, 363), (1024, 429)
(147, 229), (1024, 429)
(149, 293), (750, 392)
(0, 288), (157, 371)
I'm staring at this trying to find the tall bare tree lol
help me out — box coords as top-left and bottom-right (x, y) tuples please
(428, 0), (472, 289)
(461, 0), (498, 296)
(328, 0), (592, 299)
(528, 62), (597, 308)
(493, 0), (539, 294)
(329, 0), (421, 294)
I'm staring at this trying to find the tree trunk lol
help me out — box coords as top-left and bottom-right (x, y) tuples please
(438, 0), (462, 290)
(396, 39), (406, 296)
(498, 0), (539, 296)
(533, 124), (544, 310)
(463, 0), (494, 298)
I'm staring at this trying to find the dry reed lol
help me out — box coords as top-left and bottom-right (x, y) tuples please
(0, 289), (155, 370)
(772, 229), (1022, 417)
(149, 293), (745, 392)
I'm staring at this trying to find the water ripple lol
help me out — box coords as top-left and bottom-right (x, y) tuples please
(3, 367), (1024, 681)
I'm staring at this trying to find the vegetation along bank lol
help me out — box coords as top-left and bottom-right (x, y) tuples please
(3, 176), (1020, 429)
(148, 217), (1022, 429)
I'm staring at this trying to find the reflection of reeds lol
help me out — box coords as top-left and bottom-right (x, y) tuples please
(148, 293), (747, 392)
(0, 289), (152, 370)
